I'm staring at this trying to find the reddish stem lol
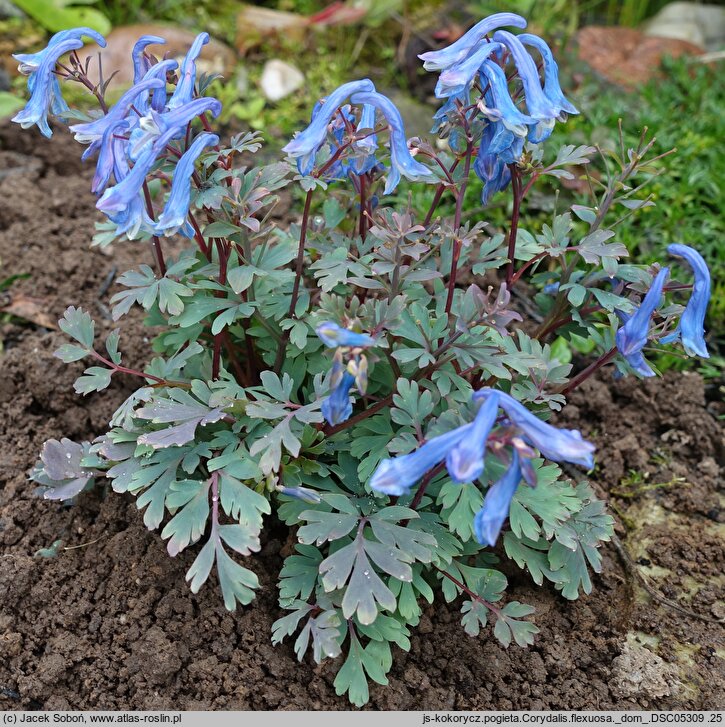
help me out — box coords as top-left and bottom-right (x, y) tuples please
(142, 182), (166, 276)
(444, 145), (474, 316)
(560, 347), (617, 396)
(504, 165), (523, 286)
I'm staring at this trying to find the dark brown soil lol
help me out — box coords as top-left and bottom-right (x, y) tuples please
(0, 122), (723, 711)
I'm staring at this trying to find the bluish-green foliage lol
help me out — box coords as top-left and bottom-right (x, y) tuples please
(19, 16), (712, 706)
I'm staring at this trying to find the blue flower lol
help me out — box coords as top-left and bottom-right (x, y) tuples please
(69, 78), (165, 194)
(660, 244), (710, 358)
(615, 267), (669, 377)
(13, 34), (99, 137)
(518, 34), (578, 118)
(479, 60), (535, 134)
(129, 96), (222, 160)
(321, 372), (356, 426)
(349, 103), (379, 175)
(492, 31), (558, 122)
(316, 322), (376, 348)
(473, 450), (521, 546)
(96, 124), (181, 217)
(418, 12), (526, 71)
(276, 485), (322, 504)
(155, 132), (219, 236)
(167, 32), (209, 109)
(282, 79), (375, 175)
(434, 41), (502, 99)
(474, 124), (512, 204)
(13, 27), (105, 75)
(139, 58), (179, 114)
(132, 35), (166, 82)
(446, 392), (500, 483)
(349, 90), (436, 194)
(369, 425), (471, 496)
(474, 389), (596, 469)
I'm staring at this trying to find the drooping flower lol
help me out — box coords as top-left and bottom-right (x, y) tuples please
(615, 267), (670, 377)
(349, 103), (379, 175)
(474, 389), (596, 469)
(473, 449), (522, 546)
(276, 485), (322, 504)
(434, 41), (502, 99)
(660, 244), (710, 358)
(349, 90), (436, 193)
(167, 32), (209, 109)
(155, 132), (219, 236)
(474, 124), (512, 204)
(478, 60), (535, 136)
(132, 35), (166, 83)
(321, 372), (356, 426)
(128, 96), (222, 160)
(12, 36), (89, 137)
(316, 322), (376, 349)
(518, 34), (578, 117)
(369, 425), (472, 496)
(282, 79), (375, 175)
(418, 12), (526, 71)
(446, 392), (500, 483)
(491, 30), (558, 122)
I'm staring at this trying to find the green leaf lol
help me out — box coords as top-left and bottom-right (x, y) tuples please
(203, 221), (242, 238)
(73, 366), (112, 395)
(334, 631), (387, 707)
(12, 0), (111, 34)
(297, 510), (359, 546)
(438, 482), (482, 541)
(461, 599), (489, 636)
(493, 601), (539, 648)
(0, 92), (24, 119)
(278, 544), (323, 605)
(161, 480), (210, 556)
(59, 306), (95, 348)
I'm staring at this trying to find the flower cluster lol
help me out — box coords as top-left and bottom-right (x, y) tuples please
(282, 80), (436, 194)
(421, 12), (578, 202)
(316, 322), (376, 426)
(370, 389), (595, 546)
(13, 30), (221, 240)
(615, 243), (711, 376)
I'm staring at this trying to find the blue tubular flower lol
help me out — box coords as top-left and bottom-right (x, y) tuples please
(418, 12), (526, 71)
(12, 37), (84, 137)
(128, 95), (222, 161)
(518, 34), (578, 117)
(434, 41), (502, 98)
(132, 35), (166, 83)
(474, 125), (512, 204)
(316, 322), (376, 348)
(276, 485), (322, 504)
(97, 124), (181, 216)
(474, 389), (596, 469)
(660, 244), (710, 358)
(349, 103), (378, 175)
(349, 90), (435, 194)
(473, 450), (521, 546)
(13, 27), (105, 75)
(140, 58), (179, 114)
(69, 77), (165, 146)
(446, 392), (500, 483)
(282, 79), (376, 175)
(321, 372), (356, 426)
(156, 132), (219, 236)
(615, 267), (670, 376)
(369, 425), (471, 496)
(492, 30), (557, 121)
(167, 32), (209, 109)
(91, 118), (130, 195)
(479, 61), (535, 134)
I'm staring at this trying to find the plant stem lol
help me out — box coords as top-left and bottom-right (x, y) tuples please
(424, 158), (460, 226)
(560, 347), (617, 396)
(504, 164), (523, 286)
(433, 565), (502, 616)
(444, 145), (474, 316)
(142, 182), (166, 276)
(358, 172), (368, 242)
(274, 188), (314, 373)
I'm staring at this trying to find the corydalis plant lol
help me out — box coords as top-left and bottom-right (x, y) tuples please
(18, 13), (712, 706)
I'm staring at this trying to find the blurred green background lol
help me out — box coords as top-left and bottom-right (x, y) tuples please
(1, 0), (722, 374)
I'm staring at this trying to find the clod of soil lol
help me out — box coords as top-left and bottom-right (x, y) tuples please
(0, 122), (723, 710)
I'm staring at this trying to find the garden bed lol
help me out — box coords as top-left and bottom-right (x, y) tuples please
(0, 122), (722, 711)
